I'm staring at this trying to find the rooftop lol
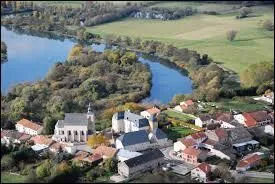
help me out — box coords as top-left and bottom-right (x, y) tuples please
(16, 118), (43, 131)
(237, 154), (261, 168)
(152, 128), (167, 140)
(113, 111), (149, 128)
(30, 135), (54, 146)
(93, 145), (117, 158)
(181, 138), (196, 147)
(117, 149), (142, 159)
(198, 114), (213, 122)
(196, 163), (211, 174)
(190, 132), (207, 140)
(183, 147), (201, 156)
(117, 130), (150, 146)
(144, 107), (161, 116)
(123, 148), (164, 168)
(216, 113), (234, 123)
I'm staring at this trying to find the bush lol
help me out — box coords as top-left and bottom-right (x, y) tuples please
(1, 154), (15, 170)
(226, 30), (238, 41)
(239, 7), (252, 18)
(36, 160), (52, 178)
(262, 20), (274, 31)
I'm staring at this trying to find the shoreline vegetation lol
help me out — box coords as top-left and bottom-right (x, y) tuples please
(1, 41), (8, 63)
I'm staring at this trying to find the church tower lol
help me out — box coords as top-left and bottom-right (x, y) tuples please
(87, 102), (95, 132)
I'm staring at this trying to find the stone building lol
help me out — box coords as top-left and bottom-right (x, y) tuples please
(112, 111), (150, 133)
(118, 148), (164, 178)
(16, 118), (43, 135)
(52, 104), (95, 143)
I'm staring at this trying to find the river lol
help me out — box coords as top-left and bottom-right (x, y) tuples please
(1, 26), (192, 104)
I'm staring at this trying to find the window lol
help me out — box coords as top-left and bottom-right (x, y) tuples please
(75, 131), (78, 135)
(81, 131), (84, 135)
(68, 131), (71, 135)
(62, 131), (64, 135)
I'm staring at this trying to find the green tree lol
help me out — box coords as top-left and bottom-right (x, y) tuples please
(1, 154), (15, 170)
(36, 160), (52, 178)
(120, 52), (137, 65)
(101, 158), (118, 173)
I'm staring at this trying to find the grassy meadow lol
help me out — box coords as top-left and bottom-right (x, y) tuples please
(1, 172), (26, 183)
(84, 3), (274, 74)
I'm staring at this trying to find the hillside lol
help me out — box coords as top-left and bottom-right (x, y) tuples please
(83, 3), (274, 74)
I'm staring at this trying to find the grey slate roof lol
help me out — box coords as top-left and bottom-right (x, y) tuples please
(152, 128), (167, 140)
(124, 148), (164, 168)
(113, 111), (149, 128)
(226, 127), (252, 144)
(117, 130), (150, 146)
(57, 113), (88, 127)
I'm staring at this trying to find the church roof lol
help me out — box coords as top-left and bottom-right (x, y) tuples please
(117, 130), (150, 146)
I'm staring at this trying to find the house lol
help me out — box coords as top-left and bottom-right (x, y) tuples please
(30, 135), (54, 153)
(227, 128), (260, 155)
(247, 111), (272, 126)
(49, 142), (66, 153)
(174, 138), (197, 152)
(180, 100), (194, 107)
(264, 124), (274, 136)
(52, 104), (95, 143)
(140, 107), (161, 119)
(148, 128), (168, 145)
(116, 149), (143, 162)
(205, 128), (228, 144)
(191, 163), (211, 183)
(174, 132), (207, 152)
(112, 111), (150, 133)
(93, 145), (117, 159)
(174, 100), (195, 112)
(236, 152), (264, 171)
(2, 130), (28, 145)
(140, 107), (160, 131)
(115, 130), (151, 152)
(81, 153), (103, 165)
(269, 112), (274, 123)
(236, 111), (272, 127)
(182, 147), (203, 165)
(216, 113), (241, 128)
(118, 148), (164, 178)
(195, 114), (214, 128)
(187, 132), (207, 145)
(15, 118), (43, 135)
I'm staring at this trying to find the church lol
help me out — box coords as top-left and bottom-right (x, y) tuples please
(52, 103), (95, 143)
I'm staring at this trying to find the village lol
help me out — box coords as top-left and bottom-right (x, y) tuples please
(1, 91), (274, 183)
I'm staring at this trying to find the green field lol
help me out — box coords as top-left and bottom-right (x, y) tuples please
(209, 97), (271, 112)
(162, 110), (196, 121)
(248, 177), (274, 183)
(164, 126), (195, 141)
(1, 172), (26, 183)
(84, 4), (274, 74)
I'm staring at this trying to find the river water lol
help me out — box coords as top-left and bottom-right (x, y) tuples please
(1, 26), (192, 104)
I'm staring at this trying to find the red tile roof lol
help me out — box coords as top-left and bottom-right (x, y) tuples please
(18, 133), (31, 141)
(191, 132), (207, 140)
(184, 100), (194, 106)
(180, 105), (188, 110)
(197, 162), (211, 174)
(16, 118), (43, 131)
(181, 138), (196, 147)
(214, 128), (228, 139)
(1, 129), (9, 138)
(183, 147), (201, 156)
(203, 139), (217, 146)
(237, 154), (261, 168)
(49, 142), (66, 152)
(248, 111), (271, 122)
(84, 153), (103, 163)
(216, 113), (234, 123)
(243, 113), (257, 127)
(73, 151), (90, 161)
(30, 135), (53, 146)
(146, 107), (161, 115)
(93, 145), (117, 158)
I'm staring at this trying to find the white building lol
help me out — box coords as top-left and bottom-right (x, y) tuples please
(264, 124), (274, 136)
(195, 114), (214, 128)
(52, 104), (95, 143)
(191, 163), (211, 183)
(15, 118), (43, 135)
(140, 107), (160, 131)
(112, 111), (150, 133)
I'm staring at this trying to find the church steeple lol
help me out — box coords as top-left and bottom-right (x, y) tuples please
(88, 102), (92, 113)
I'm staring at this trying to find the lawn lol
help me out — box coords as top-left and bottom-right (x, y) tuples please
(248, 177), (274, 183)
(1, 172), (26, 183)
(84, 4), (274, 74)
(164, 126), (195, 141)
(162, 109), (196, 121)
(210, 97), (271, 112)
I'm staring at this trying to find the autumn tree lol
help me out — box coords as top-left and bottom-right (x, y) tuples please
(240, 61), (274, 87)
(87, 133), (109, 148)
(67, 44), (83, 61)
